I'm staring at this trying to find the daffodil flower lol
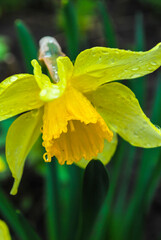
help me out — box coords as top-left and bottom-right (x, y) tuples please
(1, 37), (161, 195)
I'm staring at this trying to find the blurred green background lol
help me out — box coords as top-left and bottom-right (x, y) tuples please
(0, 0), (161, 240)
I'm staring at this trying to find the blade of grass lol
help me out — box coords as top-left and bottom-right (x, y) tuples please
(78, 160), (109, 240)
(144, 74), (161, 209)
(88, 139), (128, 240)
(61, 0), (79, 60)
(118, 73), (161, 240)
(15, 20), (37, 73)
(59, 164), (83, 240)
(134, 12), (145, 51)
(130, 12), (146, 108)
(0, 187), (41, 240)
(110, 146), (137, 240)
(55, 164), (70, 240)
(16, 211), (42, 240)
(115, 13), (147, 240)
(97, 0), (117, 48)
(45, 160), (60, 240)
(134, 73), (161, 204)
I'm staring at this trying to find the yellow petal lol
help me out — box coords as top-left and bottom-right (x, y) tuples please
(57, 56), (74, 85)
(0, 74), (43, 121)
(31, 58), (73, 102)
(76, 132), (118, 168)
(6, 108), (43, 195)
(0, 220), (11, 240)
(87, 82), (161, 148)
(71, 43), (161, 92)
(31, 59), (52, 89)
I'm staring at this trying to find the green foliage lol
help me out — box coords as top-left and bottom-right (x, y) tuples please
(78, 160), (109, 240)
(59, 0), (79, 60)
(0, 188), (41, 240)
(0, 0), (25, 13)
(0, 37), (9, 62)
(97, 0), (117, 48)
(56, 0), (97, 60)
(139, 0), (161, 9)
(129, 12), (146, 108)
(15, 20), (38, 73)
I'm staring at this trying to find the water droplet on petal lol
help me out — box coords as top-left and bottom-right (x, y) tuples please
(28, 101), (37, 107)
(148, 67), (153, 71)
(111, 58), (115, 63)
(131, 73), (141, 78)
(114, 50), (119, 54)
(131, 67), (139, 71)
(155, 125), (161, 130)
(40, 89), (47, 97)
(150, 61), (157, 66)
(43, 152), (51, 162)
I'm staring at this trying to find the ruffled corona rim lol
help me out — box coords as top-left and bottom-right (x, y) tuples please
(42, 86), (113, 164)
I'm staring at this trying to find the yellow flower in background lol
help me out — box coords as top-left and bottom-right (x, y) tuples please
(0, 220), (12, 240)
(0, 156), (6, 172)
(0, 38), (161, 195)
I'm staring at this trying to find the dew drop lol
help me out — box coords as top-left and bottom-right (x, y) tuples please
(131, 73), (141, 78)
(148, 67), (153, 71)
(150, 61), (157, 66)
(110, 58), (115, 63)
(131, 67), (139, 71)
(155, 125), (161, 130)
(102, 51), (109, 55)
(10, 76), (18, 82)
(43, 152), (51, 162)
(0, 86), (5, 91)
(115, 50), (119, 54)
(40, 89), (47, 97)
(28, 101), (37, 107)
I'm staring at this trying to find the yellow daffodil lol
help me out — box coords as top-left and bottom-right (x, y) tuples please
(0, 156), (6, 172)
(0, 220), (12, 240)
(1, 38), (161, 195)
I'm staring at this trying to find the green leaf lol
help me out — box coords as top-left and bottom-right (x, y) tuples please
(0, 187), (42, 240)
(118, 73), (161, 240)
(61, 0), (79, 60)
(130, 12), (146, 108)
(15, 20), (38, 73)
(45, 160), (83, 240)
(144, 74), (161, 208)
(78, 160), (109, 240)
(16, 211), (42, 240)
(45, 159), (60, 240)
(0, 36), (9, 61)
(56, 163), (83, 240)
(97, 0), (117, 48)
(87, 139), (128, 240)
